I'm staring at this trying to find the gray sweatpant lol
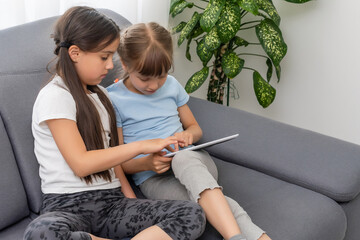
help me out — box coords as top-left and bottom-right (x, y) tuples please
(23, 187), (205, 240)
(140, 150), (265, 240)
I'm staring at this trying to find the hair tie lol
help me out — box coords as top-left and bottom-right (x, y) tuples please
(59, 41), (73, 48)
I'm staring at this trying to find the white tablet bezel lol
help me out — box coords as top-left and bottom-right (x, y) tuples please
(164, 134), (239, 157)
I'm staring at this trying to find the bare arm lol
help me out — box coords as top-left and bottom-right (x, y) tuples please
(175, 104), (203, 147)
(119, 127), (174, 175)
(115, 129), (137, 198)
(114, 165), (136, 198)
(46, 119), (178, 177)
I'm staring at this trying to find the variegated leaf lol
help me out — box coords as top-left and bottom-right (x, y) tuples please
(216, 2), (241, 43)
(204, 27), (221, 51)
(284, 0), (311, 3)
(238, 0), (259, 15)
(233, 36), (249, 47)
(275, 64), (281, 82)
(222, 52), (244, 79)
(170, 0), (183, 13)
(266, 58), (273, 82)
(185, 67), (210, 93)
(256, 0), (281, 26)
(253, 71), (276, 108)
(172, 21), (187, 33)
(197, 39), (213, 65)
(200, 0), (225, 32)
(178, 12), (200, 46)
(186, 38), (192, 61)
(191, 24), (204, 39)
(171, 1), (194, 18)
(255, 18), (287, 67)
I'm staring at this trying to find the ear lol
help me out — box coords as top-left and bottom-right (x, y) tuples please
(68, 45), (81, 63)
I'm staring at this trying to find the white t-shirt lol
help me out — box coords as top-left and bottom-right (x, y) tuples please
(32, 75), (120, 194)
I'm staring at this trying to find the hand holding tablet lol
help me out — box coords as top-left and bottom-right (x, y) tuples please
(164, 134), (239, 157)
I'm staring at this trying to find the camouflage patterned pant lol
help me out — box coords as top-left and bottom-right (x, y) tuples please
(23, 188), (205, 240)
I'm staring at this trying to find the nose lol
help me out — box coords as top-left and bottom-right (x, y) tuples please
(106, 58), (114, 70)
(148, 80), (159, 90)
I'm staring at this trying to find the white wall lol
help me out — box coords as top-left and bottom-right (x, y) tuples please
(0, 0), (170, 30)
(170, 0), (360, 146)
(2, 0), (359, 145)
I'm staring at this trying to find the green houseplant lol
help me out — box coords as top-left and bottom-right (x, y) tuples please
(170, 0), (311, 108)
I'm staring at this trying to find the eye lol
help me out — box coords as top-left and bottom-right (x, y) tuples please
(101, 55), (109, 61)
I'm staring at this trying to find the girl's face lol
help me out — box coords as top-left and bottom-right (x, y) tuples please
(73, 37), (120, 92)
(125, 71), (168, 95)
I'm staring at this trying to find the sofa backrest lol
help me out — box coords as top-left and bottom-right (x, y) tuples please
(0, 116), (29, 230)
(188, 97), (360, 202)
(0, 9), (130, 220)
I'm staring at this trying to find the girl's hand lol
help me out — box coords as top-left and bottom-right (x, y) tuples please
(141, 136), (179, 154)
(174, 131), (193, 148)
(146, 152), (173, 174)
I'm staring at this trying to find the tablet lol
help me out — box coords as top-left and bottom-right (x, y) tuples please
(164, 134), (239, 157)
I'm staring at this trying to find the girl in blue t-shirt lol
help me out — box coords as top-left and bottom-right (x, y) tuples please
(107, 22), (271, 240)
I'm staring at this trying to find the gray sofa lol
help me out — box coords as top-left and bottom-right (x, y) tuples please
(1, 8), (360, 240)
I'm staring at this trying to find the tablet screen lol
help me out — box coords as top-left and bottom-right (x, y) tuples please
(164, 134), (239, 157)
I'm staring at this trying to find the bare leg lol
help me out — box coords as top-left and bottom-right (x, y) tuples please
(90, 234), (110, 240)
(132, 225), (172, 240)
(258, 233), (272, 240)
(198, 188), (241, 240)
(90, 226), (172, 240)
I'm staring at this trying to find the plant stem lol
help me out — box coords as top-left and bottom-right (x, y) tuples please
(226, 77), (230, 106)
(207, 44), (229, 104)
(240, 25), (258, 30)
(240, 20), (261, 27)
(194, 4), (205, 10)
(241, 10), (248, 18)
(243, 66), (257, 72)
(237, 53), (268, 58)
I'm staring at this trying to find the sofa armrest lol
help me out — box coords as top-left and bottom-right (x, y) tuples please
(188, 97), (360, 202)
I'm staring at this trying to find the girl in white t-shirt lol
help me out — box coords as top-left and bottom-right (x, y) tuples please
(107, 22), (271, 240)
(24, 6), (205, 240)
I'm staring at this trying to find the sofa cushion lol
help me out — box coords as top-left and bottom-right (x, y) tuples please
(0, 72), (47, 214)
(188, 97), (360, 202)
(214, 157), (346, 240)
(0, 218), (33, 239)
(0, 115), (29, 230)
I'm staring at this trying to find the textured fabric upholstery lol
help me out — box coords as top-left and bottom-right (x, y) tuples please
(0, 116), (29, 230)
(188, 97), (360, 202)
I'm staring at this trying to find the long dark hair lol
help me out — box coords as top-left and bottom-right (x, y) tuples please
(50, 6), (120, 184)
(118, 22), (173, 78)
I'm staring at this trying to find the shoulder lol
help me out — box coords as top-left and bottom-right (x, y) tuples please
(166, 75), (180, 85)
(106, 80), (128, 102)
(37, 76), (74, 104)
(106, 80), (123, 95)
(33, 76), (77, 122)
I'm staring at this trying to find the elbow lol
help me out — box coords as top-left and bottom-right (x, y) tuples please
(69, 162), (92, 178)
(199, 127), (203, 138)
(72, 168), (89, 178)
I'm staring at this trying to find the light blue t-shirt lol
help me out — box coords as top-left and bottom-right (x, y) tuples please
(107, 75), (189, 185)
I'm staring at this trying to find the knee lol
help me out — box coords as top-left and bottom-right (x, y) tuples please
(23, 214), (52, 239)
(182, 201), (206, 238)
(171, 150), (197, 170)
